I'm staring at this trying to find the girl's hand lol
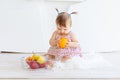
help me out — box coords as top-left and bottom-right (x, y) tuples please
(66, 42), (79, 48)
(66, 42), (74, 47)
(56, 40), (60, 47)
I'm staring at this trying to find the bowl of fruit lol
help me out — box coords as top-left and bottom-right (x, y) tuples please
(25, 54), (47, 69)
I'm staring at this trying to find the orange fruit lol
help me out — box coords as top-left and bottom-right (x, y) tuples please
(59, 37), (68, 48)
(26, 56), (32, 62)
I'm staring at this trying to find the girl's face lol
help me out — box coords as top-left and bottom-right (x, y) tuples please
(57, 25), (71, 35)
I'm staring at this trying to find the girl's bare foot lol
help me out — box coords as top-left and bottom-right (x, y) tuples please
(46, 60), (54, 69)
(61, 56), (71, 62)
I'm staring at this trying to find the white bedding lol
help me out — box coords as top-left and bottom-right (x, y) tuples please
(0, 52), (120, 79)
(52, 53), (113, 70)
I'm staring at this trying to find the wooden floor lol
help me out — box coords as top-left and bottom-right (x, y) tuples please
(0, 52), (120, 80)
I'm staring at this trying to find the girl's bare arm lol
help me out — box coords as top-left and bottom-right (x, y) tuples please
(67, 32), (80, 47)
(49, 31), (58, 46)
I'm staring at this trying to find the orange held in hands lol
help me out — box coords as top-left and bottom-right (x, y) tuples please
(59, 37), (68, 48)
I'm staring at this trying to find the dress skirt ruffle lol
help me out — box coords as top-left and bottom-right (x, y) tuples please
(47, 46), (82, 57)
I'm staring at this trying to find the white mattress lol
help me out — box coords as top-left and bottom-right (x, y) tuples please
(0, 52), (120, 79)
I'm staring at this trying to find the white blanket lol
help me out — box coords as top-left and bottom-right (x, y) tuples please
(52, 53), (113, 70)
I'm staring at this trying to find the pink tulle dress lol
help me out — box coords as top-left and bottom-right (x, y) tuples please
(47, 32), (82, 58)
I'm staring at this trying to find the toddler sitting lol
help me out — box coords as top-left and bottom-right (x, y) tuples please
(46, 9), (82, 68)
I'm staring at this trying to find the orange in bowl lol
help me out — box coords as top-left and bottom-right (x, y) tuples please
(25, 56), (32, 64)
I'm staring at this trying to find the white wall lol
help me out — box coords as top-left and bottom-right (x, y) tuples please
(68, 0), (120, 52)
(0, 0), (120, 52)
(0, 0), (76, 52)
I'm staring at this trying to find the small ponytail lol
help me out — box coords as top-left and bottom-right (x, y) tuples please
(70, 12), (77, 15)
(55, 8), (60, 14)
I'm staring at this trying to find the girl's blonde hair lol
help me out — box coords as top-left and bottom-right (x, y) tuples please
(56, 10), (77, 27)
